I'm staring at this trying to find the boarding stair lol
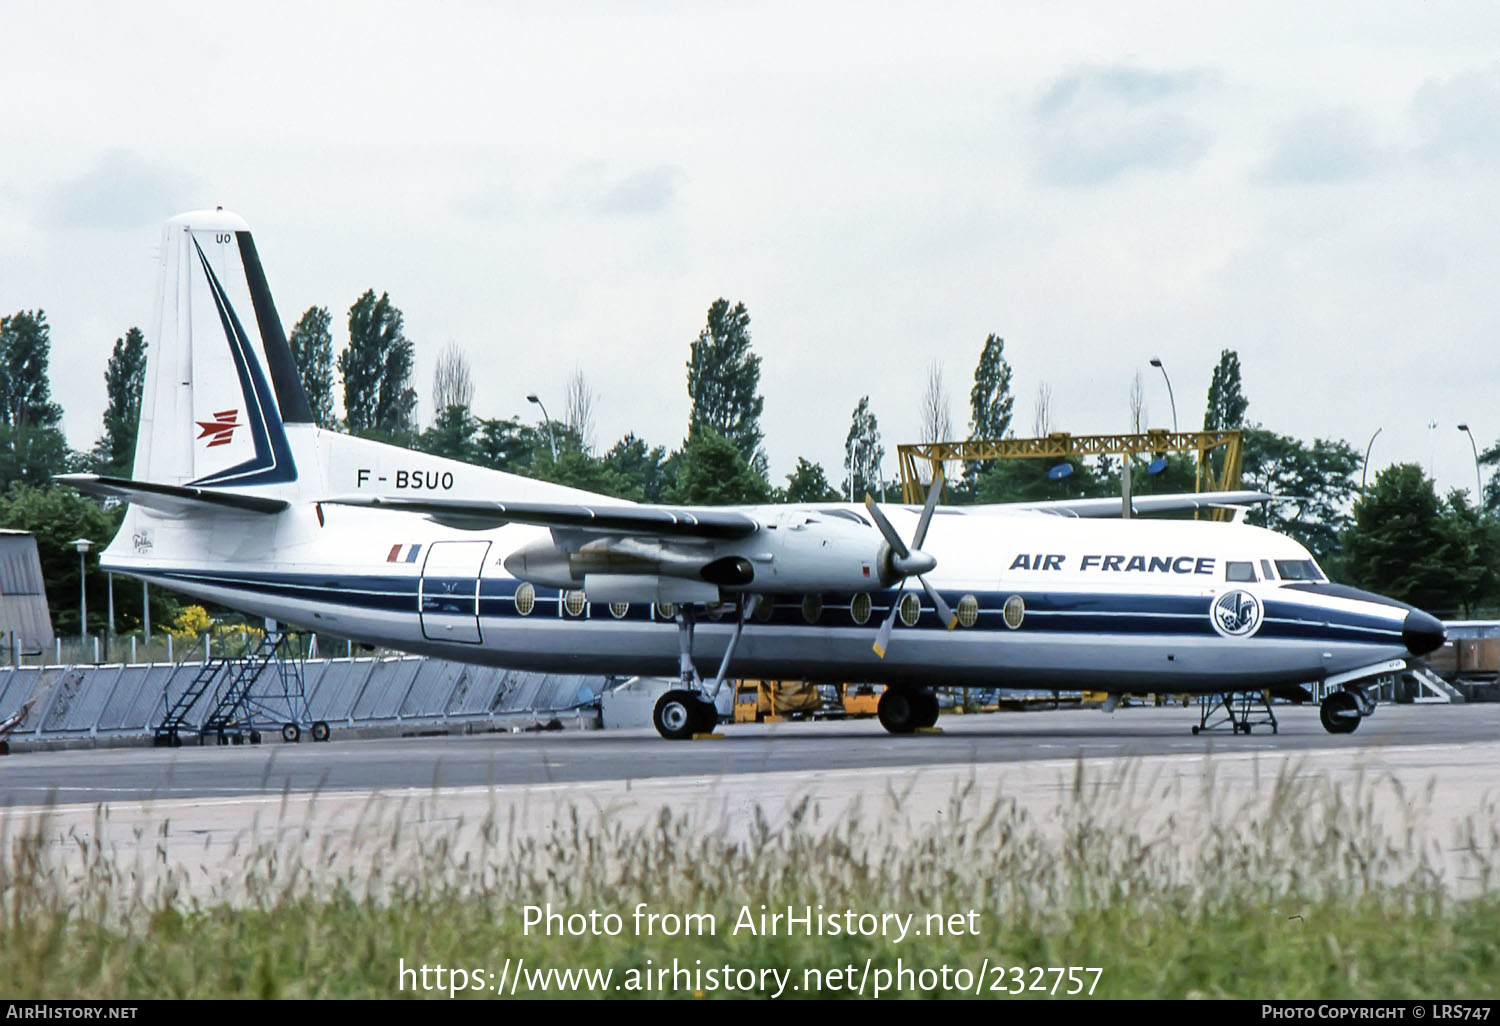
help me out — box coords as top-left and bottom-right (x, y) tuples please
(152, 636), (220, 747)
(1401, 664), (1465, 704)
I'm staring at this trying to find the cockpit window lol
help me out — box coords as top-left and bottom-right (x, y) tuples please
(1261, 559), (1276, 580)
(1225, 561), (1257, 583)
(1274, 559), (1326, 582)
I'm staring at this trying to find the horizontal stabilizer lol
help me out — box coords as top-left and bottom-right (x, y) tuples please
(323, 494), (759, 539)
(58, 474), (289, 515)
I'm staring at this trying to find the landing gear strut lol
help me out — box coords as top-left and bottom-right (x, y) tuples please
(652, 598), (759, 739)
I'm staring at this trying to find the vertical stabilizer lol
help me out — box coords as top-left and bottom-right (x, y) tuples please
(134, 210), (311, 491)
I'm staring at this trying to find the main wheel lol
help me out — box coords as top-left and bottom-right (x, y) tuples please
(282, 722), (301, 743)
(914, 690), (940, 729)
(1319, 692), (1361, 734)
(689, 698), (718, 734)
(249, 730), (262, 745)
(877, 688), (919, 734)
(653, 690), (699, 740)
(310, 720), (331, 743)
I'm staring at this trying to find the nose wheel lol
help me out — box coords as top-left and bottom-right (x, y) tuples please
(1319, 691), (1362, 734)
(653, 690), (718, 740)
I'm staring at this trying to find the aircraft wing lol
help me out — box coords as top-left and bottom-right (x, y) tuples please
(59, 474), (290, 515)
(323, 494), (760, 539)
(981, 489), (1272, 518)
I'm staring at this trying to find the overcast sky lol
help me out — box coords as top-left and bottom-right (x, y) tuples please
(4, 1), (1499, 499)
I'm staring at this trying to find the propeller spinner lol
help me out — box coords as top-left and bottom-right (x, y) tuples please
(864, 467), (957, 657)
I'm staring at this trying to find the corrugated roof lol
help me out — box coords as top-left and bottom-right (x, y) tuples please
(0, 534), (54, 651)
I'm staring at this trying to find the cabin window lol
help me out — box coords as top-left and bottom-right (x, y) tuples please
(898, 592), (922, 626)
(563, 590), (588, 616)
(957, 594), (979, 628)
(655, 601), (677, 620)
(1225, 561), (1257, 583)
(802, 593), (823, 623)
(850, 592), (872, 625)
(514, 582), (536, 616)
(1274, 559), (1326, 582)
(1003, 594), (1025, 630)
(753, 597), (775, 622)
(608, 601), (630, 619)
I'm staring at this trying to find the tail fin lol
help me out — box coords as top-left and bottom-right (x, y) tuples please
(134, 209), (313, 492)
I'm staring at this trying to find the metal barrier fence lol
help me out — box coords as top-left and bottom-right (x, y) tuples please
(0, 657), (605, 744)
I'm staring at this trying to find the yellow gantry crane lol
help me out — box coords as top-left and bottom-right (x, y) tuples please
(897, 429), (1243, 519)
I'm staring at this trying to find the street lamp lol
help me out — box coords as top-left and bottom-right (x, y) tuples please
(1149, 357), (1178, 433)
(1361, 427), (1382, 491)
(1458, 424), (1483, 503)
(71, 538), (91, 653)
(526, 393), (557, 462)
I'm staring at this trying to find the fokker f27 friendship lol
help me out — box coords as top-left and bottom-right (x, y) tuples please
(64, 210), (1446, 739)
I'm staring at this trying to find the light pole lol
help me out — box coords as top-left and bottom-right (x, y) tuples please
(1149, 357), (1178, 433)
(1361, 427), (1382, 491)
(71, 538), (91, 655)
(1458, 423), (1483, 504)
(526, 393), (557, 462)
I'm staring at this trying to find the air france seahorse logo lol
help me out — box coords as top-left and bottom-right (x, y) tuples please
(1211, 589), (1263, 638)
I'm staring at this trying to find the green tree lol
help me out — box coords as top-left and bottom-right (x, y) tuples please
(339, 291), (417, 437)
(2, 484), (181, 637)
(471, 417), (533, 474)
(415, 404), (479, 463)
(1478, 439), (1500, 516)
(604, 434), (671, 503)
(0, 310), (72, 490)
(965, 334), (1015, 496)
(667, 427), (769, 506)
(784, 457), (839, 503)
(288, 306), (337, 428)
(1240, 428), (1360, 563)
(843, 396), (884, 501)
(1203, 349), (1248, 431)
(91, 327), (148, 476)
(686, 299), (766, 477)
(1341, 464), (1470, 614)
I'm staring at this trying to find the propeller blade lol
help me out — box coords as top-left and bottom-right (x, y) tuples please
(911, 466), (945, 550)
(919, 575), (958, 630)
(872, 593), (902, 658)
(864, 492), (909, 559)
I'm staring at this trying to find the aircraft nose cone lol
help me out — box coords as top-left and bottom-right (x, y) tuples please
(1403, 609), (1446, 656)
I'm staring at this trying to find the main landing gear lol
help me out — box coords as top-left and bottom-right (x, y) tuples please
(651, 598), (760, 740)
(876, 687), (940, 735)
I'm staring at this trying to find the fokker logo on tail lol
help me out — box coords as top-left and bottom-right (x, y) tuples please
(196, 410), (241, 448)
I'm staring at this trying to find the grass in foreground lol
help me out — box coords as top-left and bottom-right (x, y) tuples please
(1, 764), (1496, 998)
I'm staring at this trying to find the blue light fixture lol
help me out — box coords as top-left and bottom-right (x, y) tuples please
(1147, 455), (1169, 475)
(1047, 463), (1074, 481)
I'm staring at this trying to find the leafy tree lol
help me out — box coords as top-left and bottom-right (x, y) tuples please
(92, 327), (148, 476)
(1240, 428), (1360, 563)
(1340, 464), (1479, 615)
(784, 457), (839, 503)
(604, 434), (671, 503)
(416, 404), (479, 463)
(0, 311), (72, 490)
(667, 427), (769, 506)
(0, 484), (175, 636)
(471, 417), (534, 473)
(1478, 439), (1500, 516)
(973, 456), (1112, 504)
(1203, 349), (1248, 431)
(0, 311), (64, 430)
(966, 334), (1015, 494)
(843, 396), (884, 501)
(339, 291), (417, 437)
(288, 307), (337, 428)
(686, 299), (766, 477)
